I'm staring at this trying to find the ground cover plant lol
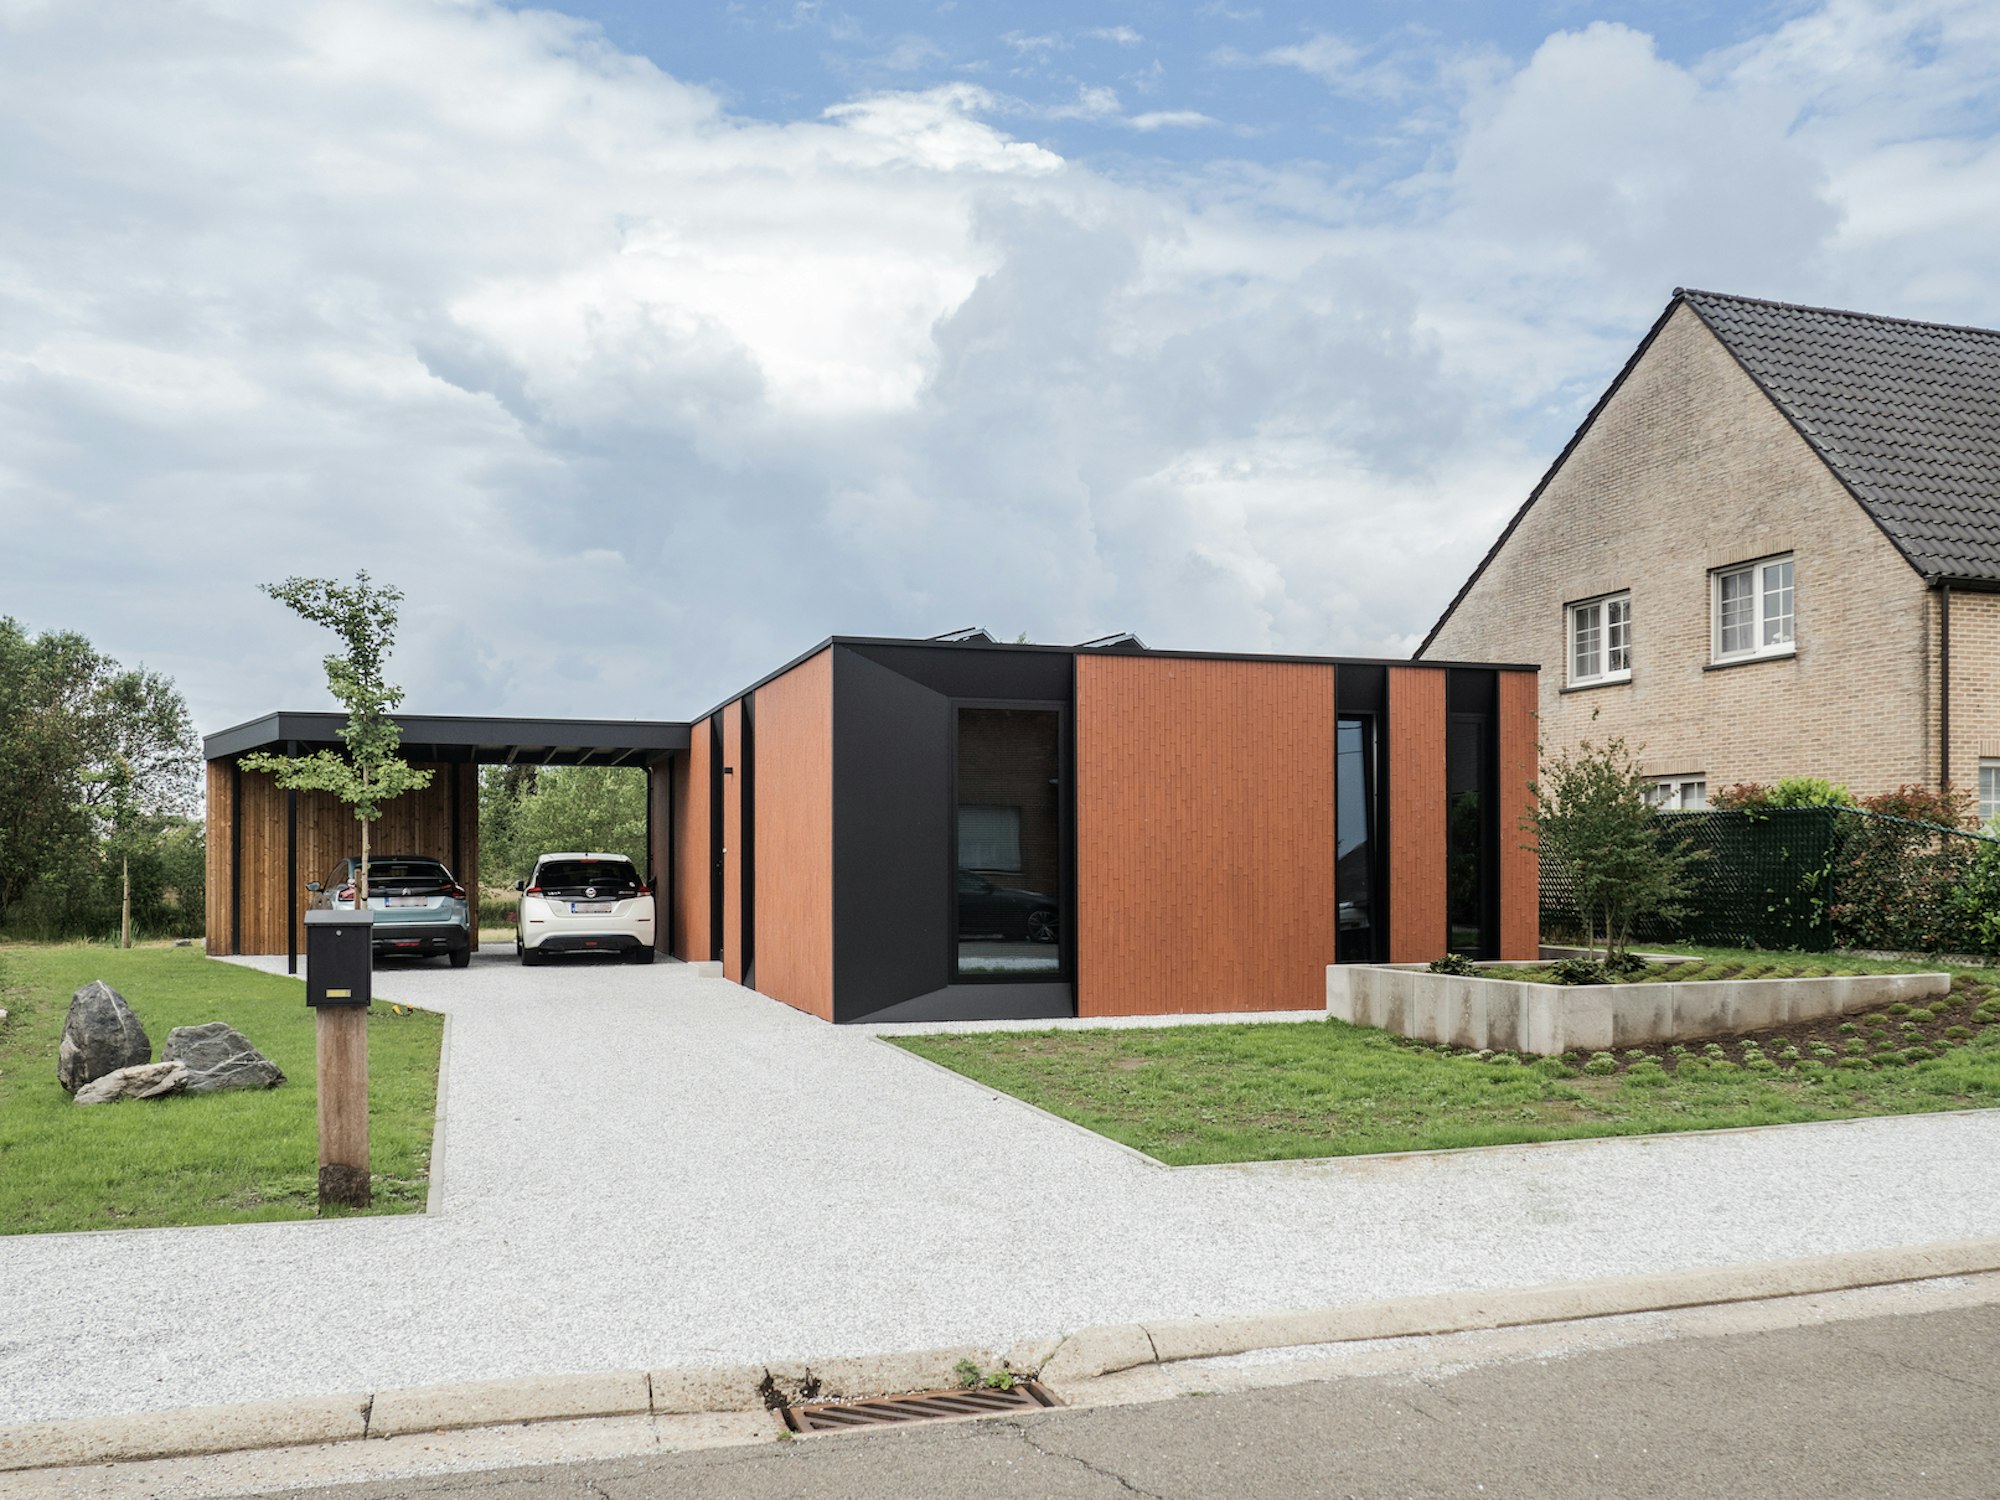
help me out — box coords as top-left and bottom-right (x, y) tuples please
(893, 948), (2000, 1166)
(0, 942), (442, 1233)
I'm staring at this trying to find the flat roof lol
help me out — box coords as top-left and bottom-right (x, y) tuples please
(203, 712), (689, 767)
(693, 635), (1541, 723)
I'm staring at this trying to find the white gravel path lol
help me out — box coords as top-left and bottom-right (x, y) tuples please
(4, 951), (1999, 1425)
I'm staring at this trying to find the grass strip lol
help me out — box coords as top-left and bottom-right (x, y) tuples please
(0, 942), (443, 1234)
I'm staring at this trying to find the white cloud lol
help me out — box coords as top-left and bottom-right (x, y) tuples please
(2, 0), (2000, 736)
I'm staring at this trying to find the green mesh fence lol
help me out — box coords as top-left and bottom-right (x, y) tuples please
(1539, 806), (2000, 954)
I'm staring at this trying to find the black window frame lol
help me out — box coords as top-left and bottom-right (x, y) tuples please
(947, 696), (1074, 984)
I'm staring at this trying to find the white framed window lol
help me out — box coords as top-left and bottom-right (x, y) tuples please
(1645, 776), (1708, 811)
(1567, 591), (1631, 686)
(1712, 554), (1794, 663)
(1980, 760), (2000, 827)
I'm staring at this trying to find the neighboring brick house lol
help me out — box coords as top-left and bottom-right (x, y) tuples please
(1420, 288), (2000, 820)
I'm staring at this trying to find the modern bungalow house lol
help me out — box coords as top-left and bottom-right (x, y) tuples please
(204, 635), (1539, 1022)
(1421, 289), (2000, 820)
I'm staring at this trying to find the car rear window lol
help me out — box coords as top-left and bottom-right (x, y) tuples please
(366, 860), (452, 884)
(536, 859), (640, 890)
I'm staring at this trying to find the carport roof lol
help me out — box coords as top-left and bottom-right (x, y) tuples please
(203, 711), (690, 767)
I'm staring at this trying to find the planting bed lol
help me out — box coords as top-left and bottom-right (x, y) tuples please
(1328, 954), (1948, 1056)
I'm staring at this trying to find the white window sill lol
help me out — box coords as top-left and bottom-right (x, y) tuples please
(1562, 672), (1632, 694)
(1705, 646), (1796, 672)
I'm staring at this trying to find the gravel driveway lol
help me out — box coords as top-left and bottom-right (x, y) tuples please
(4, 951), (2000, 1425)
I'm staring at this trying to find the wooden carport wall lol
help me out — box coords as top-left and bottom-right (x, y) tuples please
(203, 757), (478, 961)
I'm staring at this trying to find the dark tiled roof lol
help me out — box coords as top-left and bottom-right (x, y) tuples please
(1681, 289), (2000, 582)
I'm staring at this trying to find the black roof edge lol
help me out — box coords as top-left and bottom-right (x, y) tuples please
(203, 711), (691, 764)
(1416, 293), (1688, 658)
(693, 634), (1538, 724)
(1674, 293), (1931, 583)
(1926, 573), (2000, 593)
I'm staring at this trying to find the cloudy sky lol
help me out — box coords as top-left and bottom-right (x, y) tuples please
(6, 0), (2000, 733)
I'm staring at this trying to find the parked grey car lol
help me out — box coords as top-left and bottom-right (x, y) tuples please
(308, 855), (472, 966)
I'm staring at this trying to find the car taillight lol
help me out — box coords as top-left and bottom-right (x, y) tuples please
(636, 884), (651, 896)
(447, 884), (466, 900)
(525, 885), (542, 895)
(337, 885), (356, 902)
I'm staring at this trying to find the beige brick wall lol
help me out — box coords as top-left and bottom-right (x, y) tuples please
(1423, 303), (1935, 798)
(1936, 589), (2000, 817)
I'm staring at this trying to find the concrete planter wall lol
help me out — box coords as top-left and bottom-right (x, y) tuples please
(1325, 959), (1951, 1056)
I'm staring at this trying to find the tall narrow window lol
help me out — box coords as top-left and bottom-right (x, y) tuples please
(1567, 591), (1631, 686)
(955, 707), (1062, 978)
(1446, 672), (1497, 959)
(1713, 555), (1795, 662)
(1336, 716), (1378, 963)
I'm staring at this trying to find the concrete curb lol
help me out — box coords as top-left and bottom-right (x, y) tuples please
(8, 1236), (2000, 1473)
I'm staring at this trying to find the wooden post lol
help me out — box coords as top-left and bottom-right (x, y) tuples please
(317, 1006), (370, 1208)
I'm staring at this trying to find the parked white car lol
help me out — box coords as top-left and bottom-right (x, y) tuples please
(515, 853), (656, 965)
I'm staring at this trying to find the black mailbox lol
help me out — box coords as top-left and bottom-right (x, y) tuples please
(305, 909), (374, 1007)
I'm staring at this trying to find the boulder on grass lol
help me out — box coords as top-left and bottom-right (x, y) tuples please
(57, 981), (151, 1094)
(74, 1061), (188, 1105)
(162, 1022), (285, 1093)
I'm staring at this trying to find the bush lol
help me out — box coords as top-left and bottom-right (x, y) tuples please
(1550, 956), (1611, 985)
(1427, 952), (1476, 976)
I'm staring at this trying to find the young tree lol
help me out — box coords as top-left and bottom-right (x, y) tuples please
(1526, 734), (1705, 963)
(238, 573), (431, 906)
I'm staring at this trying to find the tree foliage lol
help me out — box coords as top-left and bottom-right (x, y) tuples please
(1525, 735), (1706, 962)
(479, 765), (647, 884)
(0, 617), (199, 933)
(238, 573), (431, 902)
(1711, 776), (1857, 811)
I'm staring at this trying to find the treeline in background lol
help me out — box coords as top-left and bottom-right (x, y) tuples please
(0, 618), (204, 942)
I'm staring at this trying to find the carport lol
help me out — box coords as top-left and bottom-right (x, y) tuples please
(203, 712), (690, 971)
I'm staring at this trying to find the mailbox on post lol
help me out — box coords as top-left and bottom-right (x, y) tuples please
(305, 909), (373, 1008)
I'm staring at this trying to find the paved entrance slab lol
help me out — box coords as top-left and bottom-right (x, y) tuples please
(4, 952), (1999, 1425)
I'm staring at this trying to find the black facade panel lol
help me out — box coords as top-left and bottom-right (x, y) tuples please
(831, 647), (956, 1021)
(846, 642), (1073, 704)
(831, 643), (1079, 1023)
(1447, 667), (1498, 716)
(1336, 663), (1387, 715)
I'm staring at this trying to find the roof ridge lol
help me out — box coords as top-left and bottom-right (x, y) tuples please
(1678, 287), (2000, 343)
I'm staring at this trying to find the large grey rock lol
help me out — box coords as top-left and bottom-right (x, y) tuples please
(74, 1061), (188, 1105)
(161, 1022), (285, 1093)
(57, 980), (150, 1094)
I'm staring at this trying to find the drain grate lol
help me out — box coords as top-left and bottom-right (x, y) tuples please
(781, 1380), (1057, 1434)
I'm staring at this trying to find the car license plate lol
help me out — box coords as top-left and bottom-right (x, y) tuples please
(387, 896), (430, 908)
(572, 901), (614, 914)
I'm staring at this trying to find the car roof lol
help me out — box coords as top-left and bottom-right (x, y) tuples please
(533, 852), (635, 862)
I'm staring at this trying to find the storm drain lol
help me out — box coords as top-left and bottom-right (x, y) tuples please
(780, 1381), (1057, 1434)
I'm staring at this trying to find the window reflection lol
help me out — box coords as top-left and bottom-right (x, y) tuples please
(1337, 717), (1377, 962)
(956, 708), (1062, 977)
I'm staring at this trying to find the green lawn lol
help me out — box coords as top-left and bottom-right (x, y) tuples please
(893, 947), (2000, 1166)
(0, 942), (444, 1234)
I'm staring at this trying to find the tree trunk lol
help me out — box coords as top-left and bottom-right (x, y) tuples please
(120, 853), (131, 949)
(357, 766), (370, 907)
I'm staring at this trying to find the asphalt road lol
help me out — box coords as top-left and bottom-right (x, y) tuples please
(233, 1301), (2000, 1500)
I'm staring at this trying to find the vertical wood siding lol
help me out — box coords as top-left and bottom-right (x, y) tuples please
(1075, 655), (1337, 1016)
(675, 719), (712, 961)
(205, 760), (233, 954)
(204, 760), (475, 956)
(750, 649), (834, 1020)
(721, 701), (745, 984)
(1498, 670), (1541, 960)
(646, 762), (670, 954)
(1388, 667), (1448, 962)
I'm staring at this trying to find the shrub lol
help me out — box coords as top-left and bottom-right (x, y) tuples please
(1427, 952), (1477, 976)
(1550, 956), (1611, 985)
(1581, 1052), (1619, 1076)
